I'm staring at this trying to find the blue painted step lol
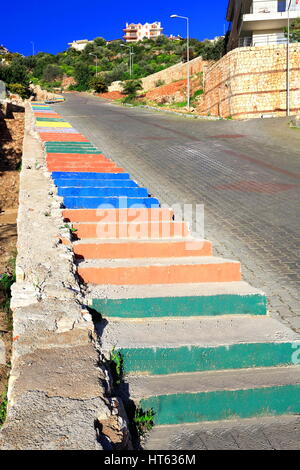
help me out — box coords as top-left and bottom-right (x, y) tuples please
(58, 187), (149, 197)
(52, 172), (131, 179)
(54, 179), (139, 188)
(63, 196), (160, 209)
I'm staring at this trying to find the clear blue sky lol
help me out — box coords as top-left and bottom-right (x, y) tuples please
(3, 0), (229, 55)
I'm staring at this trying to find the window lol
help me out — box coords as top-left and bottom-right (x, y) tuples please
(277, 0), (286, 12)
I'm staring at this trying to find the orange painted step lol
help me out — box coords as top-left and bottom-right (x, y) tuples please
(47, 153), (107, 158)
(47, 162), (116, 173)
(72, 221), (189, 239)
(47, 153), (114, 163)
(46, 156), (112, 166)
(74, 239), (212, 259)
(63, 208), (174, 223)
(77, 257), (241, 285)
(40, 134), (90, 142)
(34, 113), (62, 118)
(48, 167), (125, 173)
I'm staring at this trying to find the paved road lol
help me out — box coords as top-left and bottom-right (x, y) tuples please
(56, 93), (300, 332)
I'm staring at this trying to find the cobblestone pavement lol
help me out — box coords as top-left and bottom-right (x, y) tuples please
(57, 93), (300, 333)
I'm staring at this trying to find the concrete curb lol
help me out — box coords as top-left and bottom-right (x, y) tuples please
(0, 103), (131, 450)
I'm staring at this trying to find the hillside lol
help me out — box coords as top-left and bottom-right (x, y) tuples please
(0, 36), (225, 95)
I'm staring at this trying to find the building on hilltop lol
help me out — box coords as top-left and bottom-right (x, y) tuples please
(68, 39), (94, 51)
(226, 0), (300, 50)
(123, 22), (163, 42)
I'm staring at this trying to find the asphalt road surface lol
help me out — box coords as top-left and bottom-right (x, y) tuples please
(57, 93), (300, 333)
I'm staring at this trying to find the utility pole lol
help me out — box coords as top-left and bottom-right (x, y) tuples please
(170, 14), (190, 110)
(287, 0), (292, 116)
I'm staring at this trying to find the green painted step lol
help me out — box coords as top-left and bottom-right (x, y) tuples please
(140, 384), (300, 425)
(92, 293), (267, 318)
(118, 342), (299, 375)
(36, 117), (67, 122)
(46, 149), (102, 154)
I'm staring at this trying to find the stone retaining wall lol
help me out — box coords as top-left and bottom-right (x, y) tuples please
(197, 43), (300, 119)
(109, 56), (211, 93)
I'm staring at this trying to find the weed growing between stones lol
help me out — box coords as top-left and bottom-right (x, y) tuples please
(0, 390), (7, 427)
(110, 348), (124, 386)
(133, 407), (155, 437)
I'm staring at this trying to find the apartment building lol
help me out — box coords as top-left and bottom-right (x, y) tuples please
(123, 22), (163, 42)
(68, 39), (94, 51)
(226, 0), (300, 50)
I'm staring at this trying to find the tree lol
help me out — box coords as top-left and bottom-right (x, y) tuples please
(89, 75), (108, 93)
(94, 37), (106, 46)
(42, 64), (62, 82)
(284, 17), (300, 42)
(74, 63), (93, 90)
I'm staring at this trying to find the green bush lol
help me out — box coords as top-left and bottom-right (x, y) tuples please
(89, 75), (108, 93)
(122, 79), (143, 97)
(7, 83), (31, 99)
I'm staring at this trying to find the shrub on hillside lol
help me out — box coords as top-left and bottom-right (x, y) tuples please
(89, 75), (108, 93)
(122, 79), (143, 97)
(8, 83), (31, 99)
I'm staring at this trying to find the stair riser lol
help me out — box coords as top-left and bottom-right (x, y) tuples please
(73, 221), (188, 239)
(55, 179), (139, 188)
(91, 292), (267, 318)
(118, 342), (299, 375)
(49, 167), (125, 173)
(53, 172), (130, 179)
(139, 385), (300, 425)
(62, 208), (173, 223)
(64, 197), (160, 209)
(78, 262), (240, 285)
(75, 240), (212, 259)
(58, 188), (148, 197)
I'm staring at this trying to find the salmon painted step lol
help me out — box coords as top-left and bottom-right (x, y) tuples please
(89, 281), (267, 317)
(47, 154), (110, 161)
(101, 316), (300, 374)
(63, 196), (160, 209)
(48, 162), (118, 169)
(74, 238), (212, 259)
(48, 165), (121, 172)
(128, 369), (300, 425)
(72, 221), (189, 239)
(62, 207), (173, 223)
(53, 172), (131, 179)
(51, 167), (125, 174)
(77, 256), (241, 285)
(40, 135), (90, 142)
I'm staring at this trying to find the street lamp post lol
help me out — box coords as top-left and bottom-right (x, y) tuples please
(30, 41), (35, 56)
(121, 44), (133, 77)
(287, 0), (293, 117)
(89, 53), (98, 75)
(170, 14), (190, 110)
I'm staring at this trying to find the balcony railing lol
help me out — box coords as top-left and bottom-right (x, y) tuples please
(238, 34), (288, 47)
(244, 0), (300, 15)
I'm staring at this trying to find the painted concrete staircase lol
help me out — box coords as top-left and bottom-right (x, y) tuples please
(32, 101), (300, 446)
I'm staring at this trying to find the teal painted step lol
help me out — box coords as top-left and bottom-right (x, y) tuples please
(140, 384), (300, 425)
(119, 342), (298, 375)
(36, 117), (67, 122)
(45, 141), (94, 146)
(92, 293), (267, 318)
(47, 149), (102, 154)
